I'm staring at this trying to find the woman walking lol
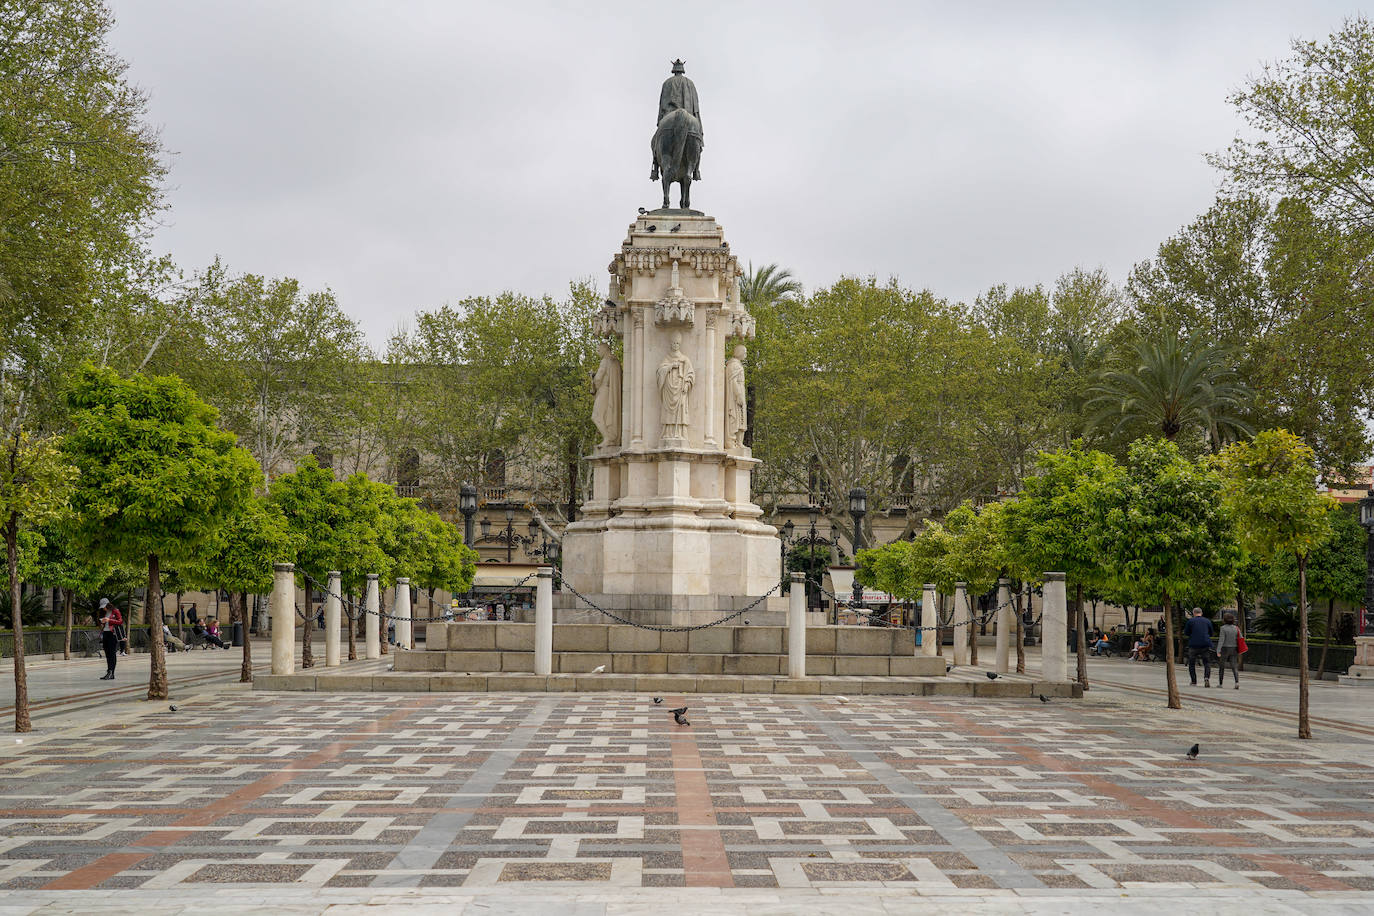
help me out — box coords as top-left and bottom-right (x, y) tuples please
(1217, 611), (1241, 689)
(98, 598), (123, 680)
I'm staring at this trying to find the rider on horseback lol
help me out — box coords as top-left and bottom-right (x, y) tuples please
(650, 60), (702, 183)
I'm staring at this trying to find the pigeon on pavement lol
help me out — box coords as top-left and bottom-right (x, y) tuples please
(986, 671), (999, 680)
(591, 665), (606, 674)
(168, 705), (178, 712)
(670, 705), (689, 726)
(653, 697), (663, 705)
(1187, 743), (1200, 760)
(1038, 694), (1050, 703)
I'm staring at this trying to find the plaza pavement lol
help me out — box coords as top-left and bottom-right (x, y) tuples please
(0, 649), (1371, 913)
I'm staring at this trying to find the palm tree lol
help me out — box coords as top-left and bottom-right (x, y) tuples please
(738, 263), (803, 308)
(1086, 331), (1253, 449)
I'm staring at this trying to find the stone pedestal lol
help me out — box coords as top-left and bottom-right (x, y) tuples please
(1338, 635), (1374, 686)
(563, 209), (778, 622)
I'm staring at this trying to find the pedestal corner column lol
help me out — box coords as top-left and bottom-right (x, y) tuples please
(270, 562), (295, 676)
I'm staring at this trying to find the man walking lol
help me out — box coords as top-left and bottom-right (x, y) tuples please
(1183, 607), (1214, 688)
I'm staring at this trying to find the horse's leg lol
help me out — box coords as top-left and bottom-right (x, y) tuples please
(681, 178), (691, 210)
(661, 174), (671, 209)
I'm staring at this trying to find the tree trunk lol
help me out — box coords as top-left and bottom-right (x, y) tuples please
(237, 591), (253, 683)
(147, 553), (168, 699)
(8, 513), (30, 732)
(1014, 583), (1026, 674)
(176, 590), (184, 640)
(1163, 591), (1180, 709)
(347, 592), (358, 661)
(301, 583), (314, 669)
(1075, 583), (1089, 691)
(1317, 597), (1335, 681)
(1298, 555), (1312, 740)
(379, 589), (389, 656)
(62, 588), (73, 660)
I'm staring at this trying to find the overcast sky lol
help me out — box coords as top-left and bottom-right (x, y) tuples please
(107, 0), (1365, 346)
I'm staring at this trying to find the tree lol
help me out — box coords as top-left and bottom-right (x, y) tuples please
(1212, 17), (1374, 231)
(186, 496), (298, 682)
(1001, 445), (1121, 690)
(63, 365), (260, 699)
(1215, 430), (1335, 737)
(1305, 506), (1365, 678)
(0, 433), (76, 731)
(739, 263), (803, 308)
(1097, 438), (1241, 709)
(942, 501), (1007, 667)
(1087, 330), (1252, 451)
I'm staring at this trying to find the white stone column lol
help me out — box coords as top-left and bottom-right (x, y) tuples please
(270, 563), (294, 676)
(788, 571), (806, 679)
(535, 566), (553, 676)
(630, 311), (645, 447)
(921, 583), (938, 657)
(1042, 572), (1068, 682)
(953, 582), (971, 666)
(995, 578), (1011, 674)
(364, 574), (380, 659)
(395, 578), (412, 650)
(324, 570), (341, 667)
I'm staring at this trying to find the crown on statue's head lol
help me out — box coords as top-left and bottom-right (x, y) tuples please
(671, 59), (686, 74)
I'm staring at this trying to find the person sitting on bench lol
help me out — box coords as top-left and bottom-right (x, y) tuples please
(204, 619), (228, 649)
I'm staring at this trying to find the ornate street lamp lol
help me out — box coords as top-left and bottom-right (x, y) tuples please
(503, 505), (517, 563)
(780, 519), (796, 589)
(848, 487), (867, 615)
(459, 484), (478, 548)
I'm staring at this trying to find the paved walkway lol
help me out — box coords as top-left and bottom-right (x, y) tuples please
(0, 650), (1371, 912)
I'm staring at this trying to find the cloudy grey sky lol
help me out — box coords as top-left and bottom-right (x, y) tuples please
(107, 0), (1364, 346)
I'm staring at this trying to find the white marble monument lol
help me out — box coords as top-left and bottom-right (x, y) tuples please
(561, 209), (780, 622)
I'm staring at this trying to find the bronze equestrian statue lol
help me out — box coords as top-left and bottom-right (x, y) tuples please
(650, 60), (703, 210)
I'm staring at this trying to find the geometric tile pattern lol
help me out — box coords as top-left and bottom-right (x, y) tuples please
(2, 692), (1373, 897)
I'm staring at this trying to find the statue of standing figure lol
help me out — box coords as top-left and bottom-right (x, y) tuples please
(656, 331), (695, 442)
(591, 341), (622, 448)
(724, 344), (748, 448)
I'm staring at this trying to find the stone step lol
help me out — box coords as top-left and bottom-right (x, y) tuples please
(429, 622), (916, 657)
(257, 669), (1083, 698)
(393, 648), (943, 677)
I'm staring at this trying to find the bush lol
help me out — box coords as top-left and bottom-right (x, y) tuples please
(1253, 595), (1324, 642)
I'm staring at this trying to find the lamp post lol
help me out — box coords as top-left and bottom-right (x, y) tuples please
(1361, 488), (1374, 636)
(780, 519), (796, 588)
(459, 484), (478, 549)
(848, 487), (867, 617)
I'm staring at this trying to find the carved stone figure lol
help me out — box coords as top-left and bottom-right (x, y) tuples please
(724, 344), (748, 448)
(650, 60), (704, 210)
(591, 341), (622, 448)
(656, 331), (695, 442)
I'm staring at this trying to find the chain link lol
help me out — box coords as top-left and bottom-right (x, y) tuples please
(558, 578), (785, 632)
(296, 570), (539, 624)
(803, 576), (1020, 633)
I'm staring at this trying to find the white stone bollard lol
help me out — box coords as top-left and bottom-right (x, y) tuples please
(953, 581), (970, 666)
(364, 574), (380, 659)
(324, 570), (341, 667)
(921, 584), (938, 657)
(1042, 572), (1068, 682)
(995, 578), (1011, 674)
(270, 563), (294, 675)
(535, 566), (553, 676)
(788, 571), (806, 679)
(395, 578), (412, 650)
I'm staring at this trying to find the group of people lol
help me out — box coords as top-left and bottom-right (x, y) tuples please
(1183, 606), (1243, 689)
(96, 598), (232, 681)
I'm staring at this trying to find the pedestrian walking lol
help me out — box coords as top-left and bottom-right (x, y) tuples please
(1216, 611), (1241, 689)
(98, 598), (122, 680)
(1183, 607), (1214, 687)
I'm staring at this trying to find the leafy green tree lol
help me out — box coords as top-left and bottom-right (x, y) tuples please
(1098, 438), (1241, 709)
(1212, 16), (1374, 230)
(1001, 445), (1121, 689)
(1305, 507), (1366, 678)
(942, 501), (1008, 666)
(0, 433), (77, 731)
(186, 497), (299, 681)
(1214, 429), (1334, 737)
(63, 365), (260, 699)
(1087, 330), (1252, 451)
(407, 509), (478, 617)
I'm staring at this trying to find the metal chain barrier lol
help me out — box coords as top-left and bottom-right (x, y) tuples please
(558, 577), (785, 633)
(803, 576), (1015, 632)
(296, 570), (540, 624)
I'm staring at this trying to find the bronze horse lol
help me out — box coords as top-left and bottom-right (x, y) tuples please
(651, 108), (703, 210)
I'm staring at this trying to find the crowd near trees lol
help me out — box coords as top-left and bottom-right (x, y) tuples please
(4, 2), (1374, 737)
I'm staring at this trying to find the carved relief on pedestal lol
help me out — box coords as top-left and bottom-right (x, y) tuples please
(727, 310), (755, 341)
(653, 259), (694, 328)
(593, 300), (624, 338)
(656, 331), (695, 443)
